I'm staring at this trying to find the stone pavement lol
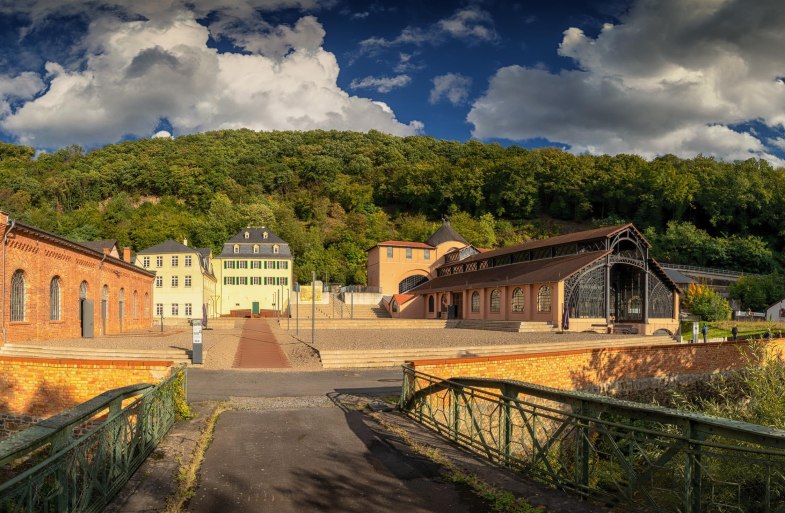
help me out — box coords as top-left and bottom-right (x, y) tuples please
(232, 319), (290, 369)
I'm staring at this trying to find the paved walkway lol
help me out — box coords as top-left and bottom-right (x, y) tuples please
(232, 319), (290, 369)
(188, 407), (487, 513)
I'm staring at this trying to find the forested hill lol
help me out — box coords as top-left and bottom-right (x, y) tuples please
(0, 129), (782, 283)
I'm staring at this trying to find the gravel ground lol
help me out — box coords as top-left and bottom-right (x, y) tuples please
(288, 327), (655, 351)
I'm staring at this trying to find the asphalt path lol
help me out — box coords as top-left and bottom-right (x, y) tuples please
(188, 409), (487, 513)
(186, 368), (403, 401)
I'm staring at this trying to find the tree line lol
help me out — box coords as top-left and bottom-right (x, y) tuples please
(0, 129), (783, 304)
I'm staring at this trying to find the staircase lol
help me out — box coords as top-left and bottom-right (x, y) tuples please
(295, 295), (391, 320)
(319, 335), (669, 369)
(0, 344), (191, 365)
(451, 320), (556, 333)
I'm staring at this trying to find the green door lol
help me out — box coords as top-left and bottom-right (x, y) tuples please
(252, 302), (260, 315)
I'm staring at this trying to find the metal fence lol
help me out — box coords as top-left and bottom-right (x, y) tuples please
(400, 366), (785, 513)
(0, 367), (184, 513)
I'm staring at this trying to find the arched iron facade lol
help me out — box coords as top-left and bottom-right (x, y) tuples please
(564, 226), (676, 325)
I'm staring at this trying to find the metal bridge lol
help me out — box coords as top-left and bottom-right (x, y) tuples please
(0, 368), (183, 513)
(401, 366), (785, 513)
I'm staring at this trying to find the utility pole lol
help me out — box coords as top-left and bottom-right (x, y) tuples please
(311, 271), (316, 345)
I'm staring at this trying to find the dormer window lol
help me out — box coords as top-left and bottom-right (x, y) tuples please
(233, 244), (239, 254)
(263, 231), (269, 240)
(253, 245), (259, 254)
(244, 232), (250, 239)
(273, 244), (279, 254)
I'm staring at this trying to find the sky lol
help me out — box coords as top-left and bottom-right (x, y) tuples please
(1, 0), (785, 165)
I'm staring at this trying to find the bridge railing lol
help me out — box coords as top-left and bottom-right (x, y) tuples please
(400, 366), (785, 512)
(660, 262), (762, 278)
(0, 366), (185, 513)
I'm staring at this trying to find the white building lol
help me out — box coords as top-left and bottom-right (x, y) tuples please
(214, 227), (294, 316)
(766, 299), (785, 321)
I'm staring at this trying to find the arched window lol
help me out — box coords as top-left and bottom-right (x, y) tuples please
(511, 288), (524, 313)
(537, 285), (552, 312)
(233, 244), (239, 254)
(133, 290), (138, 319)
(79, 281), (88, 299)
(398, 274), (428, 294)
(253, 244), (259, 254)
(489, 289), (501, 313)
(244, 231), (250, 239)
(119, 288), (125, 317)
(10, 270), (25, 322)
(50, 276), (61, 320)
(273, 244), (279, 254)
(471, 291), (480, 313)
(428, 295), (435, 313)
(263, 231), (269, 239)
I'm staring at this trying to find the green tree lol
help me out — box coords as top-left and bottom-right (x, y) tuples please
(683, 283), (731, 321)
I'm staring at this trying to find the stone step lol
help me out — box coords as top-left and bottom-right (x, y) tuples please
(0, 344), (190, 363)
(319, 336), (669, 369)
(286, 319), (450, 330)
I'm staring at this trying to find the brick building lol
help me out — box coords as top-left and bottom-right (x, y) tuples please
(1, 212), (155, 344)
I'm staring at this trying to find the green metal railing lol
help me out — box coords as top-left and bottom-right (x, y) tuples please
(400, 365), (785, 513)
(0, 367), (185, 513)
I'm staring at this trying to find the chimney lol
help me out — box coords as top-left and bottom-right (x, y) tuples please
(123, 247), (132, 263)
(183, 238), (188, 247)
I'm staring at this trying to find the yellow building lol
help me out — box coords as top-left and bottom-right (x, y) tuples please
(214, 227), (293, 316)
(136, 240), (217, 321)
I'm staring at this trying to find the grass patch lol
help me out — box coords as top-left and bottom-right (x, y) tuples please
(680, 320), (785, 339)
(162, 402), (230, 513)
(370, 412), (544, 513)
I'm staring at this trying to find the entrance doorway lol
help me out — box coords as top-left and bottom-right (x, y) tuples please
(451, 292), (463, 319)
(79, 281), (94, 338)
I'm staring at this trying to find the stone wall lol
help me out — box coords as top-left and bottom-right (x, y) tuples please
(0, 356), (173, 418)
(0, 412), (42, 439)
(409, 339), (785, 392)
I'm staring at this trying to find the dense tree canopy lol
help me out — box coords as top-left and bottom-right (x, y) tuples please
(0, 129), (783, 283)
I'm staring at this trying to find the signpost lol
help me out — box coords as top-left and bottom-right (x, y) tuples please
(192, 319), (203, 364)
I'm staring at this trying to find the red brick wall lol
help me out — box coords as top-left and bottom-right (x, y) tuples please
(0, 356), (173, 417)
(1, 217), (155, 343)
(410, 340), (785, 392)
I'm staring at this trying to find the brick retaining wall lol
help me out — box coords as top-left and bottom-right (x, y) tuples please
(0, 356), (173, 418)
(409, 339), (785, 392)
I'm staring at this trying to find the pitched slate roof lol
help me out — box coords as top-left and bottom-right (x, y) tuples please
(137, 240), (196, 254)
(426, 221), (469, 247)
(410, 250), (611, 295)
(81, 239), (118, 253)
(218, 227), (292, 258)
(226, 227), (287, 244)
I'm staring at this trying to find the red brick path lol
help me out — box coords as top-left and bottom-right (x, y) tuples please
(232, 318), (290, 369)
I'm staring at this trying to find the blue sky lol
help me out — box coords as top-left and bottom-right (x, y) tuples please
(0, 0), (784, 165)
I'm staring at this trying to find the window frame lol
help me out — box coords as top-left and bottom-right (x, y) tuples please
(50, 276), (61, 321)
(511, 287), (525, 313)
(471, 291), (480, 313)
(537, 285), (552, 313)
(489, 289), (501, 313)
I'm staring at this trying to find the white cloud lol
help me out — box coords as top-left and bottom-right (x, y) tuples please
(0, 5), (422, 148)
(350, 74), (411, 93)
(0, 72), (44, 116)
(468, 0), (785, 164)
(359, 6), (497, 53)
(429, 73), (472, 105)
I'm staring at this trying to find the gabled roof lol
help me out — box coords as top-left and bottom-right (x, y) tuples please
(374, 240), (434, 249)
(81, 239), (118, 253)
(411, 250), (611, 295)
(426, 221), (469, 247)
(138, 240), (199, 255)
(392, 293), (417, 305)
(226, 227), (287, 244)
(456, 224), (644, 265)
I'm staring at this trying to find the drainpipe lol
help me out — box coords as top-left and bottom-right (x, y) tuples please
(2, 219), (17, 345)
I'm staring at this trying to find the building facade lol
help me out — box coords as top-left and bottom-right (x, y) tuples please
(214, 227), (293, 316)
(374, 223), (680, 335)
(136, 240), (217, 321)
(367, 221), (475, 296)
(1, 212), (155, 344)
